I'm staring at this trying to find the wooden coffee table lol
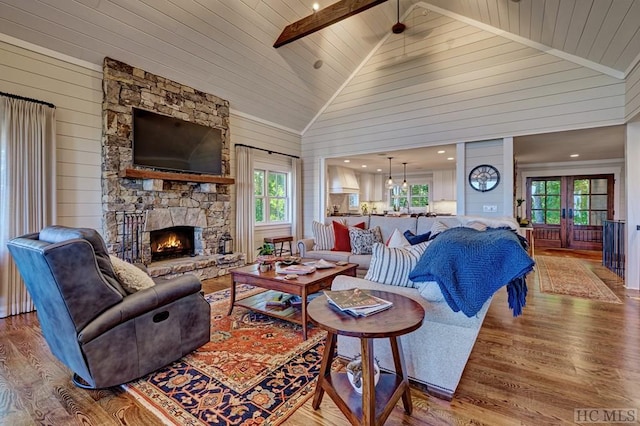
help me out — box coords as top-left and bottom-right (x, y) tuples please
(228, 262), (357, 340)
(307, 290), (425, 426)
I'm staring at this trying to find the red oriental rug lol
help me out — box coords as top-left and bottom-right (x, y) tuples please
(123, 285), (326, 425)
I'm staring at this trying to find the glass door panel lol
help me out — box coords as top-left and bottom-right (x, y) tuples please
(527, 175), (613, 250)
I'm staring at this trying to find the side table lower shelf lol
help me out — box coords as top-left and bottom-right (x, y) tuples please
(320, 371), (408, 423)
(312, 332), (412, 425)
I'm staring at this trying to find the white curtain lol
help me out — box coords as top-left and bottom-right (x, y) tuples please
(291, 157), (303, 248)
(0, 96), (56, 318)
(235, 146), (255, 262)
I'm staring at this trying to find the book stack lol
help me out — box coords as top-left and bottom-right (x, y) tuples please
(265, 292), (293, 310)
(323, 288), (393, 317)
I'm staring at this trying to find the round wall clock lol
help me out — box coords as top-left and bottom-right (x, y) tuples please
(468, 164), (500, 192)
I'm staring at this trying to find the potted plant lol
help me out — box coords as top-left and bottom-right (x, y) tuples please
(345, 355), (380, 394)
(516, 198), (525, 224)
(256, 243), (276, 271)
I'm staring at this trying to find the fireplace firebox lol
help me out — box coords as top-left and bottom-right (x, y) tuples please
(150, 226), (195, 261)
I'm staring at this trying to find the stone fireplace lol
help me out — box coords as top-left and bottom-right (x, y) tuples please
(101, 57), (245, 278)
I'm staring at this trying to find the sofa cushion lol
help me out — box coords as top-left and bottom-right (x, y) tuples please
(109, 255), (155, 293)
(415, 281), (444, 302)
(333, 221), (365, 252)
(417, 216), (461, 235)
(458, 215), (519, 230)
(303, 250), (351, 263)
(386, 228), (410, 248)
(349, 226), (382, 255)
(332, 275), (486, 328)
(464, 220), (487, 231)
(369, 216), (417, 242)
(348, 253), (371, 270)
(430, 221), (451, 239)
(312, 221), (335, 250)
(364, 242), (429, 288)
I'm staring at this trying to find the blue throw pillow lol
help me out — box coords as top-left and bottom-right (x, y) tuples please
(403, 230), (431, 245)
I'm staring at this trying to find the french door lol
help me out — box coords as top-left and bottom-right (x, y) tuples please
(526, 175), (614, 250)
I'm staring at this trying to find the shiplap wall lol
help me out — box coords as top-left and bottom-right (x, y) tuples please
(0, 40), (103, 231)
(0, 40), (304, 247)
(626, 62), (640, 122)
(464, 140), (506, 216)
(229, 113), (301, 252)
(625, 122), (640, 290)
(301, 9), (626, 236)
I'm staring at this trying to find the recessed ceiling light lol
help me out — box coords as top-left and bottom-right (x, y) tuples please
(312, 2), (320, 11)
(437, 150), (445, 154)
(361, 164), (367, 168)
(343, 159), (350, 163)
(447, 157), (454, 161)
(570, 154), (579, 158)
(376, 168), (382, 172)
(313, 59), (323, 69)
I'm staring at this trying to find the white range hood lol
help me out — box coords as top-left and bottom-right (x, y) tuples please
(329, 166), (360, 194)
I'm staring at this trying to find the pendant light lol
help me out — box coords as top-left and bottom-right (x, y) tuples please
(387, 157), (394, 188)
(402, 162), (408, 189)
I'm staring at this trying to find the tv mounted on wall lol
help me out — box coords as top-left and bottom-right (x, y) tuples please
(132, 108), (223, 175)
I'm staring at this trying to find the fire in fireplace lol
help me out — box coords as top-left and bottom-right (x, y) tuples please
(150, 226), (195, 261)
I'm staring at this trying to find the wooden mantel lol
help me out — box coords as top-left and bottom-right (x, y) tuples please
(121, 168), (235, 184)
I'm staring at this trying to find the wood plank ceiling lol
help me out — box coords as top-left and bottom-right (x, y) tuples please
(0, 0), (639, 133)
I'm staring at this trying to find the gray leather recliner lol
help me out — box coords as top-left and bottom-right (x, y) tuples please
(7, 226), (211, 389)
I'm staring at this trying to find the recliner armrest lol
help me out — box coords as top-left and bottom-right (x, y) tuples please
(78, 274), (202, 343)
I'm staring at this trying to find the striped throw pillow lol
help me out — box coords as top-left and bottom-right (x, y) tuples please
(312, 221), (334, 250)
(364, 241), (429, 288)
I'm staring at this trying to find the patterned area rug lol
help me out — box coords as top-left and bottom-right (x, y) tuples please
(535, 255), (621, 303)
(123, 284), (326, 425)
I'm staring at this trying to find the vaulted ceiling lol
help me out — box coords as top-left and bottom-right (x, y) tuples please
(1, 0), (639, 134)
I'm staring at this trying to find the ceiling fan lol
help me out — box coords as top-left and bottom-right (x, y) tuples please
(391, 0), (406, 34)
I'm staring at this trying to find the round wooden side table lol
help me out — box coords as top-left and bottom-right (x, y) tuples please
(308, 290), (425, 426)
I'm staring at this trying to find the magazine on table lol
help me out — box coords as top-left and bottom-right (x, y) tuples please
(276, 264), (316, 275)
(323, 288), (393, 317)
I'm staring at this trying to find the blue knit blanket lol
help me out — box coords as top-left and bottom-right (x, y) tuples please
(408, 227), (534, 317)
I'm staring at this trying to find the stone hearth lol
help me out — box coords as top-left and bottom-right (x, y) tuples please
(101, 58), (245, 277)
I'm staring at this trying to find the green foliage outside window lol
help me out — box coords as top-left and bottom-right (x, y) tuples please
(531, 180), (561, 225)
(255, 169), (289, 224)
(530, 178), (608, 226)
(390, 184), (429, 210)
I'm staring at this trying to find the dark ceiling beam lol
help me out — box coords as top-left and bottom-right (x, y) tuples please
(274, 0), (389, 48)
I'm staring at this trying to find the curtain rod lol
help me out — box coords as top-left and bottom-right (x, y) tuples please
(235, 143), (300, 159)
(0, 91), (56, 109)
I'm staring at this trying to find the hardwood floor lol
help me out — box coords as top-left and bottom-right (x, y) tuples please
(1, 251), (638, 425)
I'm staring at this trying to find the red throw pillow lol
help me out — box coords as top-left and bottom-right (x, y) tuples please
(332, 221), (365, 252)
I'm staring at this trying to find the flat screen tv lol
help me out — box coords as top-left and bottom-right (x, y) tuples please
(132, 108), (223, 175)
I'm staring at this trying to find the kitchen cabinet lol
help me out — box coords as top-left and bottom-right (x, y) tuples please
(431, 170), (456, 201)
(358, 173), (383, 201)
(372, 174), (384, 201)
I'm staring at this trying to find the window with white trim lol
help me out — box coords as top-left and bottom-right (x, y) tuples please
(389, 184), (429, 210)
(254, 160), (291, 225)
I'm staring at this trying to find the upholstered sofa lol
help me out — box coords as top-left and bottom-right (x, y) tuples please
(299, 215), (525, 399)
(297, 215), (508, 276)
(331, 274), (491, 400)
